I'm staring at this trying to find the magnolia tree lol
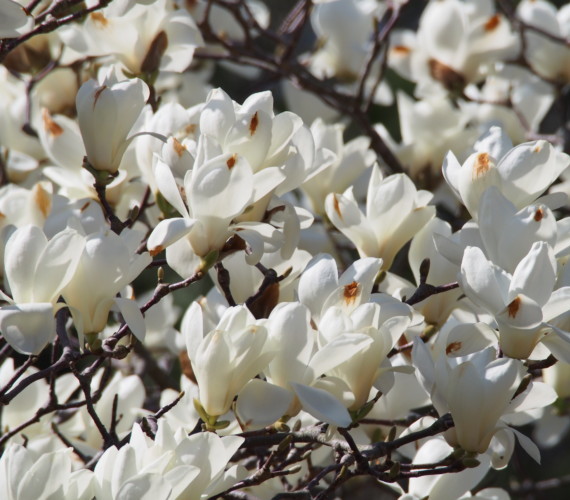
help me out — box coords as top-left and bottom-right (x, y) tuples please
(2, 0), (570, 498)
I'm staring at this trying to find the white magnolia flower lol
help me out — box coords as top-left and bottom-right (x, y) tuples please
(376, 92), (477, 179)
(434, 186), (569, 275)
(443, 127), (570, 218)
(198, 88), (315, 196)
(393, 0), (518, 95)
(93, 419), (244, 500)
(147, 147), (281, 277)
(325, 167), (435, 269)
(76, 75), (149, 174)
(462, 64), (555, 142)
(0, 225), (84, 354)
(297, 253), (382, 325)
(0, 444), (93, 500)
(61, 227), (151, 343)
(517, 0), (570, 83)
(413, 342), (554, 461)
(316, 298), (413, 409)
(310, 0), (381, 79)
(260, 301), (373, 428)
(0, 182), (53, 231)
(183, 304), (275, 418)
(459, 242), (570, 360)
(59, 0), (203, 74)
(303, 0), (393, 107)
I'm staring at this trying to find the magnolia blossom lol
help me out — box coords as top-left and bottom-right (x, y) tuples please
(0, 359), (79, 446)
(434, 186), (568, 275)
(147, 149), (280, 277)
(61, 228), (151, 343)
(76, 75), (149, 174)
(413, 342), (554, 460)
(197, 88), (316, 196)
(310, 0), (381, 79)
(297, 253), (382, 325)
(390, 0), (518, 95)
(517, 0), (570, 83)
(459, 242), (570, 360)
(0, 444), (92, 500)
(301, 0), (393, 107)
(92, 420), (244, 500)
(0, 225), (84, 354)
(183, 304), (275, 418)
(326, 167), (435, 269)
(59, 0), (203, 74)
(316, 298), (413, 409)
(443, 127), (570, 218)
(462, 64), (555, 142)
(376, 92), (477, 178)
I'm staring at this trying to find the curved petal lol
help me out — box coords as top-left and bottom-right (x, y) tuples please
(291, 382), (352, 428)
(154, 157), (190, 219)
(235, 379), (293, 429)
(115, 298), (146, 342)
(0, 303), (56, 355)
(147, 218), (196, 256)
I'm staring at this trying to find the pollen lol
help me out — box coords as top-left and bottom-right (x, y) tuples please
(507, 296), (521, 318)
(172, 138), (186, 157)
(533, 143), (543, 153)
(227, 154), (237, 169)
(90, 12), (109, 27)
(343, 281), (359, 305)
(249, 112), (259, 136)
(80, 201), (91, 212)
(391, 45), (411, 55)
(333, 194), (343, 220)
(33, 184), (51, 218)
(473, 153), (490, 178)
(484, 15), (500, 32)
(42, 109), (63, 137)
(446, 342), (462, 355)
(534, 208), (544, 221)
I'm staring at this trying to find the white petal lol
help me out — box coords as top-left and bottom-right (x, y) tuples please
(115, 298), (146, 342)
(154, 157), (190, 219)
(116, 473), (172, 500)
(509, 241), (556, 307)
(291, 382), (352, 428)
(18, 450), (71, 500)
(147, 218), (196, 256)
(460, 246), (509, 314)
(4, 225), (47, 303)
(0, 303), (56, 355)
(236, 379), (293, 429)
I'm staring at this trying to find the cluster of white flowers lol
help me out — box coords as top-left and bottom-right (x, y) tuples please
(1, 0), (570, 498)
